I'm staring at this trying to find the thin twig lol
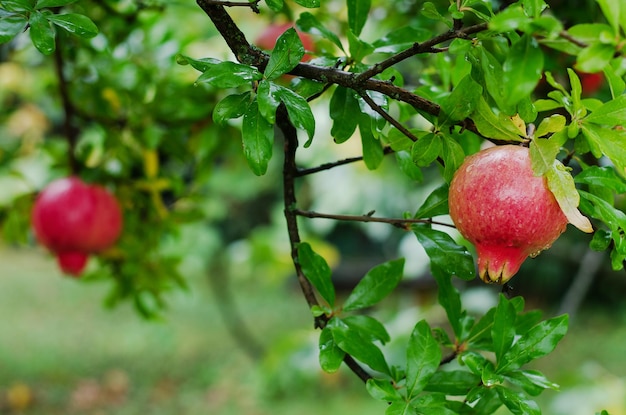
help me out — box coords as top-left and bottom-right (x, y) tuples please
(53, 34), (78, 175)
(558, 30), (587, 49)
(296, 147), (394, 177)
(357, 90), (420, 142)
(294, 209), (456, 229)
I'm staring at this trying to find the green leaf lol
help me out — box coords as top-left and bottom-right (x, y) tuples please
(264, 28), (304, 80)
(585, 94), (626, 126)
(503, 34), (543, 108)
(395, 150), (424, 182)
(424, 370), (480, 395)
(495, 386), (541, 415)
(386, 401), (413, 415)
(596, 0), (620, 33)
(366, 378), (403, 402)
(0, 14), (28, 43)
(534, 114), (567, 138)
(414, 184), (449, 218)
(347, 29), (374, 62)
(319, 326), (345, 373)
(328, 317), (390, 374)
(176, 54), (220, 72)
(488, 5), (530, 32)
(412, 224), (476, 280)
(577, 43), (615, 73)
(297, 242), (335, 306)
(343, 315), (390, 344)
(411, 133), (442, 167)
(213, 92), (251, 124)
(441, 135), (465, 183)
(545, 159), (594, 233)
(498, 314), (568, 372)
(359, 116), (384, 170)
(492, 294), (516, 363)
(505, 369), (559, 396)
(293, 0), (320, 8)
(347, 0), (370, 36)
(297, 12), (343, 50)
(440, 75), (482, 123)
(1, 0), (35, 12)
(264, 0), (283, 12)
(581, 123), (626, 177)
(471, 97), (525, 142)
(604, 66), (625, 98)
(274, 85), (315, 144)
(575, 166), (626, 193)
(35, 0), (77, 8)
(329, 86), (359, 143)
(48, 13), (97, 38)
(28, 10), (55, 55)
(430, 264), (465, 340)
(522, 0), (548, 18)
(241, 99), (274, 176)
(579, 190), (626, 232)
(589, 228), (612, 251)
(406, 320), (442, 399)
(342, 258), (404, 312)
(196, 61), (262, 88)
(529, 130), (566, 176)
(421, 2), (451, 27)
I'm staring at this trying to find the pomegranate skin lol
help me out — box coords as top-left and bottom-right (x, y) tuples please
(32, 177), (123, 275)
(256, 23), (315, 62)
(448, 145), (568, 284)
(56, 252), (89, 277)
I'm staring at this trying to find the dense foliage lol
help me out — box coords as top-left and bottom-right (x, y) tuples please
(1, 0), (625, 413)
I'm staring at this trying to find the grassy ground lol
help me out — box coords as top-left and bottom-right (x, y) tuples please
(1, 245), (625, 414)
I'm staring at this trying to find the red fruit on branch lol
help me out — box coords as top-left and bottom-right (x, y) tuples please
(448, 145), (568, 284)
(578, 71), (604, 95)
(31, 177), (123, 276)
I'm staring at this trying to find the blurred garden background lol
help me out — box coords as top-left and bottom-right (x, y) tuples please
(1, 0), (626, 413)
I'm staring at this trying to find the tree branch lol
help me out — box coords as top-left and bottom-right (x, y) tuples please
(294, 209), (456, 230)
(296, 147), (394, 177)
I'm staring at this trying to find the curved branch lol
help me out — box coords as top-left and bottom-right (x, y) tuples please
(296, 147), (394, 177)
(294, 209), (456, 230)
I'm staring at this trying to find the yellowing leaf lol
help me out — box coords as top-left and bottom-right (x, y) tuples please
(510, 114), (527, 136)
(545, 160), (593, 233)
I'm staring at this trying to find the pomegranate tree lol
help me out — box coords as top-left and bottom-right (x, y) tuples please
(31, 177), (123, 276)
(448, 145), (569, 284)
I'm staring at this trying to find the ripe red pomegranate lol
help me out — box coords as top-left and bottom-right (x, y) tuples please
(448, 145), (568, 284)
(255, 23), (315, 62)
(31, 177), (123, 276)
(578, 71), (604, 95)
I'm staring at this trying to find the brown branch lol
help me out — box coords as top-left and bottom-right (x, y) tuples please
(357, 90), (420, 142)
(53, 34), (78, 175)
(294, 209), (456, 230)
(296, 147), (394, 177)
(204, 0), (260, 12)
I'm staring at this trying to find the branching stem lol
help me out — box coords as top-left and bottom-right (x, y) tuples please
(294, 209), (456, 230)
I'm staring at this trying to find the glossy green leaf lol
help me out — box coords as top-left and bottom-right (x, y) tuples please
(319, 326), (345, 373)
(585, 94), (626, 126)
(529, 130), (566, 176)
(293, 0), (320, 8)
(1, 0), (35, 12)
(424, 370), (480, 395)
(440, 75), (482, 123)
(505, 369), (559, 396)
(213, 92), (251, 124)
(395, 150), (424, 182)
(460, 351), (492, 377)
(421, 2), (451, 27)
(495, 386), (541, 415)
(35, 0), (77, 8)
(48, 13), (98, 38)
(347, 0), (370, 36)
(265, 0), (283, 12)
(347, 29), (374, 62)
(471, 97), (525, 142)
(503, 35), (543, 108)
(577, 43), (615, 73)
(545, 159), (594, 233)
(343, 315), (390, 344)
(175, 54), (220, 72)
(522, 0), (548, 18)
(414, 184), (449, 218)
(492, 294), (516, 363)
(579, 190), (626, 232)
(582, 123), (626, 177)
(411, 133), (442, 167)
(297, 12), (343, 50)
(264, 28), (304, 80)
(342, 258), (404, 312)
(589, 229), (612, 251)
(0, 14), (27, 43)
(498, 314), (568, 372)
(196, 61), (262, 88)
(575, 166), (626, 193)
(297, 242), (335, 306)
(360, 117), (384, 171)
(366, 378), (403, 402)
(596, 0), (620, 33)
(274, 85), (315, 144)
(329, 86), (359, 143)
(534, 114), (567, 138)
(603, 66), (626, 98)
(241, 99), (274, 176)
(406, 320), (441, 399)
(328, 317), (390, 374)
(441, 135), (465, 183)
(412, 224), (475, 280)
(28, 11), (55, 54)
(430, 264), (465, 339)
(386, 401), (413, 415)
(488, 5), (530, 32)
